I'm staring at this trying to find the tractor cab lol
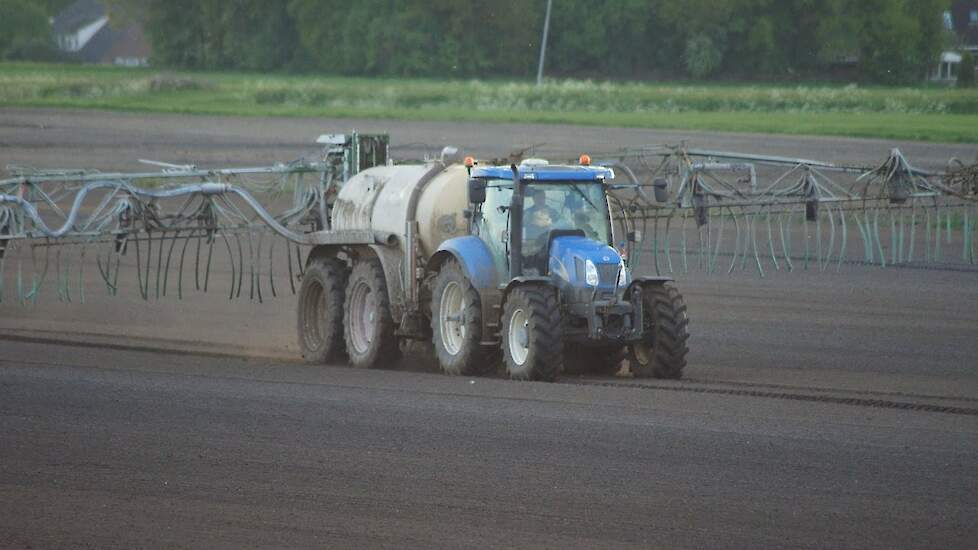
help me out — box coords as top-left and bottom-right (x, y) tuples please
(423, 157), (687, 383)
(467, 162), (617, 280)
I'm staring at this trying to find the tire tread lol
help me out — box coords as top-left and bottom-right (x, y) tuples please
(430, 259), (494, 376)
(344, 258), (398, 368)
(502, 285), (563, 382)
(629, 283), (689, 380)
(297, 257), (348, 363)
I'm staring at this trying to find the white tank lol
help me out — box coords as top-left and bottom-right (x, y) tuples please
(331, 162), (470, 257)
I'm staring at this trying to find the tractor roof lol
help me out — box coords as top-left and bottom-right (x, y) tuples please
(471, 164), (614, 182)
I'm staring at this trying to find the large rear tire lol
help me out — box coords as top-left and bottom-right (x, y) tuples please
(628, 282), (689, 379)
(430, 260), (494, 376)
(563, 345), (626, 376)
(501, 285), (563, 382)
(343, 258), (398, 369)
(297, 257), (348, 363)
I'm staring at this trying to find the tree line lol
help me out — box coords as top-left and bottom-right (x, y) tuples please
(2, 0), (956, 85)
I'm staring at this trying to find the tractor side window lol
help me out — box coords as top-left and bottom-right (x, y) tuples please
(476, 181), (513, 278)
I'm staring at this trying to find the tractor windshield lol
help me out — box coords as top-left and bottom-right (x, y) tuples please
(522, 182), (611, 250)
(475, 180), (612, 276)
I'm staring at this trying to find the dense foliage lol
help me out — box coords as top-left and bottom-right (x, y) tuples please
(6, 0), (960, 84)
(37, 0), (75, 14)
(0, 0), (59, 60)
(959, 52), (976, 87)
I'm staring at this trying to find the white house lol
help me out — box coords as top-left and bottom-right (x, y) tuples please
(933, 2), (978, 82)
(52, 0), (150, 66)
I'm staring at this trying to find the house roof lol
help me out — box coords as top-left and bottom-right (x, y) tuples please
(950, 1), (978, 48)
(51, 0), (106, 35)
(52, 0), (150, 63)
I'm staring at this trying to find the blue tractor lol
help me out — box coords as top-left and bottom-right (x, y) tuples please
(426, 160), (689, 381)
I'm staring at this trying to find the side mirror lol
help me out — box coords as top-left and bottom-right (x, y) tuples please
(653, 178), (669, 203)
(468, 178), (486, 204)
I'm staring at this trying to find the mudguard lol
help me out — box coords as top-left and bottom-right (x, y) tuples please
(369, 244), (406, 322)
(432, 236), (499, 291)
(625, 277), (674, 300)
(503, 276), (554, 300)
(430, 236), (504, 344)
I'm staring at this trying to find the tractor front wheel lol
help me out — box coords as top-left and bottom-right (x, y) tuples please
(501, 285), (563, 382)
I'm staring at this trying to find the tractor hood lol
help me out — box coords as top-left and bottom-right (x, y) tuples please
(548, 235), (626, 290)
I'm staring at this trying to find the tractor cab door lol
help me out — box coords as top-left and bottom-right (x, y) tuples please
(473, 182), (514, 280)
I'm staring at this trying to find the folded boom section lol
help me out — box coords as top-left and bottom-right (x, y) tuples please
(1, 142), (975, 305)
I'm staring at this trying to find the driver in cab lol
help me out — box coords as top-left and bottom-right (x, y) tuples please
(523, 188), (561, 273)
(524, 188), (560, 240)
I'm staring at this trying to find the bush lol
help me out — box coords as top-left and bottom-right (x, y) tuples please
(958, 52), (976, 88)
(684, 35), (723, 79)
(146, 75), (213, 92)
(4, 39), (62, 62)
(0, 0), (51, 60)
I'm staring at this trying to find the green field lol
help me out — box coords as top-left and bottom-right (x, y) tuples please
(2, 63), (977, 143)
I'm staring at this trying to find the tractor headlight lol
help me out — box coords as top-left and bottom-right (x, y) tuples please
(585, 259), (600, 286)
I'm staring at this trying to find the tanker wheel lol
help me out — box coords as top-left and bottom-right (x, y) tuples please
(343, 258), (398, 369)
(628, 282), (689, 379)
(430, 260), (495, 376)
(297, 256), (348, 363)
(563, 345), (626, 376)
(501, 285), (563, 382)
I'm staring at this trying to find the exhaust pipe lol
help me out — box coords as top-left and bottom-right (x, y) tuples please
(509, 164), (524, 279)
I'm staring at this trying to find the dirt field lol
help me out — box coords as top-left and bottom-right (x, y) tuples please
(4, 108), (977, 172)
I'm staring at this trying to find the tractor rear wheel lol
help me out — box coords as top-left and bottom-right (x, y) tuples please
(344, 258), (398, 368)
(628, 282), (689, 379)
(430, 259), (495, 376)
(563, 345), (626, 376)
(501, 285), (563, 382)
(297, 256), (348, 363)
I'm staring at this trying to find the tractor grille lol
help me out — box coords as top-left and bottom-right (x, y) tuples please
(598, 264), (620, 285)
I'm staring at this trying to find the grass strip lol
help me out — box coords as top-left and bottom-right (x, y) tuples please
(2, 62), (976, 143)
